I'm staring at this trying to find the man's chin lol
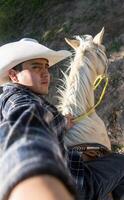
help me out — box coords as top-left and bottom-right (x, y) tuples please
(38, 90), (49, 95)
(30, 88), (48, 95)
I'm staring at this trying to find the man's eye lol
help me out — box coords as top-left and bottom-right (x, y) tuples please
(32, 66), (40, 69)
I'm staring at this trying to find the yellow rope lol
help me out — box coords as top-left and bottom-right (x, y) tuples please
(73, 75), (108, 123)
(94, 75), (104, 90)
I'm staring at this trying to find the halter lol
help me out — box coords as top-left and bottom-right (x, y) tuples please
(73, 74), (108, 123)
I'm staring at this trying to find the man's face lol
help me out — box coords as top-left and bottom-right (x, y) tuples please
(14, 58), (50, 95)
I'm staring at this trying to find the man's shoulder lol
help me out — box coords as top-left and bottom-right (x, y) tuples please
(0, 83), (41, 108)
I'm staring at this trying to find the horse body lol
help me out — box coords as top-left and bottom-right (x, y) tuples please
(58, 29), (111, 149)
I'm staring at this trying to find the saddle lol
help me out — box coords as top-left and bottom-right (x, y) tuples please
(69, 143), (111, 161)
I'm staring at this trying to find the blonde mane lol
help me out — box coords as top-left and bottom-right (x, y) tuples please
(58, 28), (111, 149)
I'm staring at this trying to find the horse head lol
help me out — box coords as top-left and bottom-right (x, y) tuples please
(65, 27), (108, 80)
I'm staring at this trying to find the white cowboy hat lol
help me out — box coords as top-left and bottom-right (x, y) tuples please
(0, 38), (71, 85)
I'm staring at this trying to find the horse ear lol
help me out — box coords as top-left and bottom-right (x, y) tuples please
(65, 38), (80, 49)
(93, 27), (104, 45)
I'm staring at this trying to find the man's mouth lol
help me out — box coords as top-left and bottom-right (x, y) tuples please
(41, 80), (49, 84)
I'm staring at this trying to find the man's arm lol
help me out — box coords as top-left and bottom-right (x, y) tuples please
(9, 176), (74, 200)
(0, 101), (75, 200)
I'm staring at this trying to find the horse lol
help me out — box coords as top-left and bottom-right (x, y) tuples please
(58, 28), (111, 150)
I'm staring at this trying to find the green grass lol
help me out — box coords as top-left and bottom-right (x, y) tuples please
(107, 39), (122, 52)
(0, 0), (45, 42)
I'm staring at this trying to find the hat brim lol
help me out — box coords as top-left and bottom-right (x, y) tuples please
(0, 39), (71, 85)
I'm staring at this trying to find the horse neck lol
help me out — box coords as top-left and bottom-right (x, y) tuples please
(60, 52), (97, 116)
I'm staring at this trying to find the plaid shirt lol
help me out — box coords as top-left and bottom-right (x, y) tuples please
(0, 83), (75, 200)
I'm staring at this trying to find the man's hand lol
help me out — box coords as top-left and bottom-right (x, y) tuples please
(65, 113), (74, 129)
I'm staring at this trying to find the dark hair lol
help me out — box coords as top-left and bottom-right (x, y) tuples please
(12, 63), (23, 72)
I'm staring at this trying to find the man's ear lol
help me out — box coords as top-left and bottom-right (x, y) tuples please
(8, 69), (19, 82)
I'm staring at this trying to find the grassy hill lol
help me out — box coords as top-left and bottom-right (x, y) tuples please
(0, 0), (124, 48)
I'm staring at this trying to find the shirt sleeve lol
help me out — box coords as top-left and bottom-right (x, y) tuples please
(0, 97), (75, 200)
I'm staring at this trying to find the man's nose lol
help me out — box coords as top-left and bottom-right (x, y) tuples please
(40, 68), (49, 76)
(41, 67), (48, 73)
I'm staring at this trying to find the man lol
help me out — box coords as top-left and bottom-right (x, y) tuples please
(0, 38), (75, 200)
